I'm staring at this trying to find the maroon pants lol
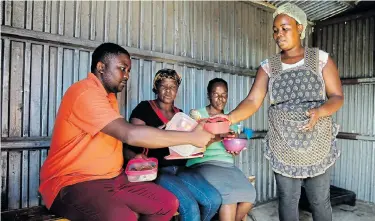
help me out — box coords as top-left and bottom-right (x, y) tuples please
(50, 172), (179, 221)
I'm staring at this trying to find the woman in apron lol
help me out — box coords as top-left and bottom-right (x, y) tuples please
(216, 3), (344, 221)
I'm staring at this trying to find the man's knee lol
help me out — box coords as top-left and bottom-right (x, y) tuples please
(104, 207), (138, 221)
(163, 191), (180, 214)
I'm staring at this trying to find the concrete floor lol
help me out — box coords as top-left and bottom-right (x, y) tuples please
(247, 200), (375, 221)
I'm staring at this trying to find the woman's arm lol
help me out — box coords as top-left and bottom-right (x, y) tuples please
(227, 67), (269, 124)
(301, 56), (344, 130)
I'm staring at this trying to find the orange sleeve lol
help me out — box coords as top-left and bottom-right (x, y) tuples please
(69, 89), (123, 136)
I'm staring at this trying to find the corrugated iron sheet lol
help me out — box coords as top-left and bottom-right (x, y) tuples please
(1, 0), (278, 210)
(331, 140), (375, 203)
(267, 1), (354, 21)
(315, 16), (374, 78)
(315, 12), (375, 204)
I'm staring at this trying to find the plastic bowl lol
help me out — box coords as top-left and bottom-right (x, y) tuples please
(203, 117), (231, 134)
(222, 138), (247, 152)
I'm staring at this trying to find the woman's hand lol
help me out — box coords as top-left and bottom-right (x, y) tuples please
(226, 150), (241, 156)
(207, 134), (223, 146)
(209, 114), (232, 124)
(300, 108), (320, 131)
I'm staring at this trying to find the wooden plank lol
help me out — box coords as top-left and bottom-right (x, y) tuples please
(12, 1), (25, 28)
(193, 1), (203, 60)
(48, 47), (57, 136)
(8, 151), (21, 209)
(2, 39), (10, 137)
(164, 1), (174, 54)
(41, 45), (50, 136)
(64, 1), (75, 37)
(29, 150), (40, 207)
(1, 26), (257, 76)
(117, 1), (126, 46)
(129, 1), (140, 48)
(56, 47), (64, 112)
(95, 1), (105, 41)
(78, 51), (89, 80)
(140, 1), (152, 51)
(62, 49), (73, 97)
(22, 42), (31, 137)
(44, 1), (51, 33)
(58, 1), (65, 35)
(1, 206), (62, 221)
(50, 1), (59, 34)
(21, 150), (29, 208)
(90, 1), (97, 41)
(175, 1), (183, 57)
(152, 1), (163, 52)
(106, 1), (118, 43)
(74, 0), (81, 38)
(202, 1), (210, 62)
(183, 1), (191, 58)
(80, 1), (90, 39)
(25, 0), (32, 30)
(1, 151), (8, 210)
(4, 0), (12, 26)
(40, 149), (48, 206)
(30, 44), (43, 137)
(32, 1), (44, 32)
(220, 1), (228, 64)
(9, 41), (24, 137)
(73, 49), (79, 83)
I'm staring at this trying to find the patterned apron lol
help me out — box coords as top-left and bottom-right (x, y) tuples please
(264, 48), (340, 178)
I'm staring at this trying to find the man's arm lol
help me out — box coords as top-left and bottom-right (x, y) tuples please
(102, 118), (213, 149)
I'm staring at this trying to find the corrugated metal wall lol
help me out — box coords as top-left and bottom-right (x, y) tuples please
(315, 14), (375, 203)
(1, 1), (283, 210)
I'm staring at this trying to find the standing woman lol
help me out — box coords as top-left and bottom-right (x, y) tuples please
(217, 3), (344, 221)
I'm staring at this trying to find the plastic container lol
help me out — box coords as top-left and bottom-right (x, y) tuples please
(203, 117), (231, 134)
(222, 138), (247, 152)
(166, 112), (200, 157)
(125, 158), (158, 182)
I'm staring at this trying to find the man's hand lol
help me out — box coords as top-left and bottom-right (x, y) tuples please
(191, 121), (215, 148)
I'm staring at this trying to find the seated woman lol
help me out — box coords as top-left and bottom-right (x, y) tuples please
(125, 69), (222, 221)
(187, 78), (256, 221)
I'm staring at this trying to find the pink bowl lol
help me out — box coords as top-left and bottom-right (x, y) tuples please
(202, 117), (231, 134)
(222, 138), (247, 152)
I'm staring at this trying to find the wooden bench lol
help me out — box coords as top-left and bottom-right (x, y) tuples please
(1, 177), (255, 221)
(1, 206), (179, 221)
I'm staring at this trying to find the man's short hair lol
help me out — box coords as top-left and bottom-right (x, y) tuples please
(90, 43), (130, 73)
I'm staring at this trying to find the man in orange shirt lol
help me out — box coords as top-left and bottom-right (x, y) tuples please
(39, 43), (213, 221)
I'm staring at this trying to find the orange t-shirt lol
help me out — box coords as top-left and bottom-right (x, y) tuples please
(39, 73), (124, 209)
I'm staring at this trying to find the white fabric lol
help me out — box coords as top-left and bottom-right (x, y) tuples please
(260, 50), (329, 78)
